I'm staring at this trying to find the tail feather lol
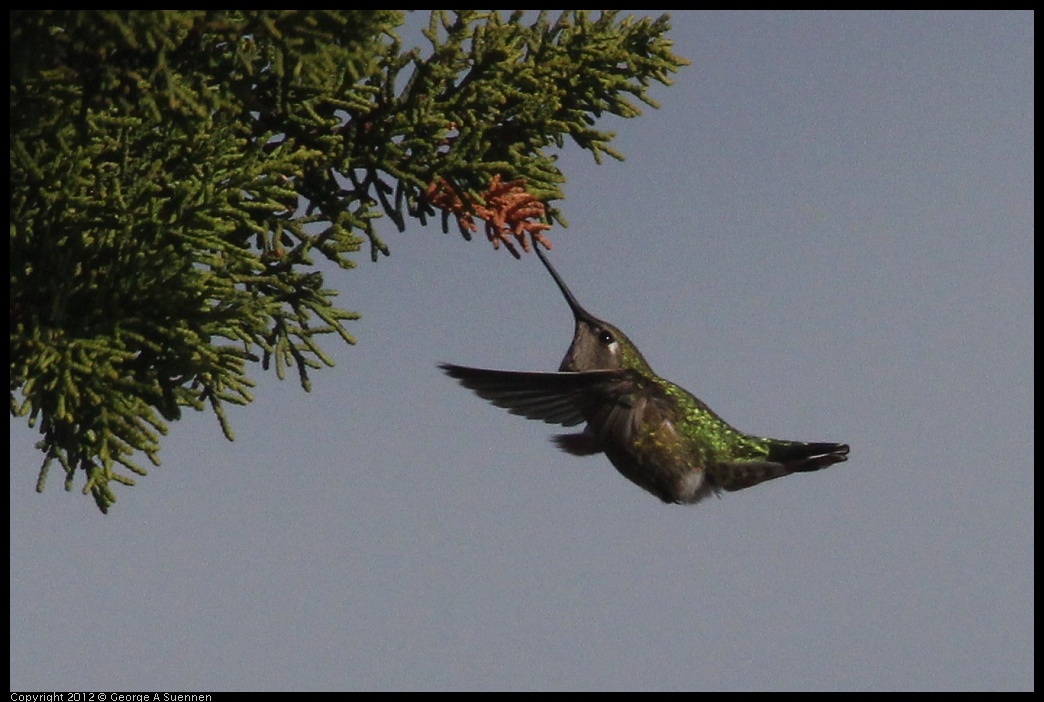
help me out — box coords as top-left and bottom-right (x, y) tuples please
(713, 442), (849, 492)
(767, 441), (850, 471)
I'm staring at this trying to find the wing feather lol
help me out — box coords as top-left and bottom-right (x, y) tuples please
(439, 364), (635, 428)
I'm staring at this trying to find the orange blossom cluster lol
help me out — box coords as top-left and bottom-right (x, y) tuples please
(425, 175), (552, 257)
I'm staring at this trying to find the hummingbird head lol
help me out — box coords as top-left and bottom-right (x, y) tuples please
(535, 246), (654, 374)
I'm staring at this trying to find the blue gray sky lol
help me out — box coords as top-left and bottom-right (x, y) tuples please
(9, 11), (1033, 691)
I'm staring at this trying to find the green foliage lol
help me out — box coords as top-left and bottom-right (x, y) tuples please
(9, 10), (688, 512)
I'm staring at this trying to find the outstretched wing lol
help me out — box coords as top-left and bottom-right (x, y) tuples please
(440, 363), (679, 458)
(439, 364), (630, 427)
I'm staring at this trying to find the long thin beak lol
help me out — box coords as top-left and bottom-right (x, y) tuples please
(535, 246), (599, 325)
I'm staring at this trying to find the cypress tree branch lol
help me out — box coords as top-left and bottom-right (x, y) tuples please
(10, 10), (688, 512)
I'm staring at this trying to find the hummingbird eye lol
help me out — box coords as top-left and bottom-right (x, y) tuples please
(598, 330), (614, 345)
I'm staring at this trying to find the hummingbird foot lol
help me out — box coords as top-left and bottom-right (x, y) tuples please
(551, 432), (602, 456)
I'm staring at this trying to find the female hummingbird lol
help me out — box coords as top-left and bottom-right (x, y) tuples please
(440, 247), (849, 505)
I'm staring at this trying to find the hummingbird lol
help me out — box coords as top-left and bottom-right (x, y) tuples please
(440, 246), (849, 505)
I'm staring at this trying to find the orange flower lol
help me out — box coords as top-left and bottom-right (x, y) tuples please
(426, 175), (552, 257)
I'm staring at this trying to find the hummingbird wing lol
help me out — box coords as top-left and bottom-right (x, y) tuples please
(439, 363), (643, 429)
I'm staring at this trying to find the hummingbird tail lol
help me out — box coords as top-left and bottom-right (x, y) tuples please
(713, 442), (849, 492)
(768, 441), (850, 472)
